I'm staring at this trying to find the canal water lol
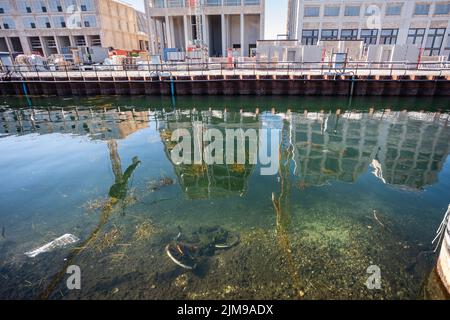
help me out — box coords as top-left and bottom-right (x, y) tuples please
(0, 96), (449, 299)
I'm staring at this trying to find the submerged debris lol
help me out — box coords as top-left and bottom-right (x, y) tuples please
(373, 210), (385, 228)
(25, 234), (79, 258)
(165, 226), (240, 270)
(174, 274), (189, 289)
(83, 197), (108, 214)
(133, 220), (158, 241)
(93, 226), (122, 253)
(166, 243), (197, 270)
(230, 163), (246, 174)
(147, 176), (175, 192)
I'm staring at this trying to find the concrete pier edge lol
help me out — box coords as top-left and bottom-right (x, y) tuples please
(1, 75), (450, 96)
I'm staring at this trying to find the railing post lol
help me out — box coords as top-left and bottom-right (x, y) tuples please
(36, 65), (40, 81)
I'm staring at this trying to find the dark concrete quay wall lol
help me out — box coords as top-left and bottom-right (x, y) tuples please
(1, 74), (449, 96)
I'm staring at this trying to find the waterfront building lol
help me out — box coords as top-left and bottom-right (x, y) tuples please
(144, 0), (265, 58)
(0, 0), (149, 56)
(287, 0), (450, 58)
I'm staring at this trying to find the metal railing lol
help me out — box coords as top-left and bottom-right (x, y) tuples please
(1, 60), (449, 82)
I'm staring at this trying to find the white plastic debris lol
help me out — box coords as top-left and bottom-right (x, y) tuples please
(25, 234), (79, 258)
(370, 159), (386, 184)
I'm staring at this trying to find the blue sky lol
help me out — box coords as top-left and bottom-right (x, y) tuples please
(124, 0), (287, 39)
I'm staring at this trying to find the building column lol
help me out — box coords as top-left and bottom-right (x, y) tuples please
(183, 15), (190, 49)
(164, 15), (173, 49)
(240, 13), (245, 57)
(55, 36), (63, 55)
(202, 13), (208, 47)
(4, 37), (13, 53)
(39, 36), (50, 57)
(17, 37), (30, 54)
(259, 12), (265, 41)
(169, 16), (176, 49)
(148, 18), (157, 54)
(221, 13), (226, 57)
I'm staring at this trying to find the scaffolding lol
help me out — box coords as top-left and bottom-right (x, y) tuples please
(187, 0), (208, 62)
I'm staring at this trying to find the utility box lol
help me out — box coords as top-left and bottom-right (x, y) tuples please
(70, 46), (109, 64)
(319, 40), (364, 62)
(367, 44), (420, 68)
(302, 45), (324, 65)
(0, 52), (13, 71)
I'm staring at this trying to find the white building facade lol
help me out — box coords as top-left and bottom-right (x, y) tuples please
(145, 0), (265, 57)
(287, 0), (450, 58)
(0, 0), (149, 56)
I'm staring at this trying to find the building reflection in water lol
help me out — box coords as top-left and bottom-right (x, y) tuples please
(0, 107), (150, 140)
(154, 108), (258, 200)
(1, 107), (450, 193)
(290, 110), (450, 190)
(154, 108), (450, 194)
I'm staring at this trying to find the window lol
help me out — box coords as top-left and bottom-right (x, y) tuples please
(83, 15), (97, 28)
(380, 28), (398, 44)
(52, 16), (66, 28)
(435, 3), (450, 14)
(444, 32), (450, 59)
(414, 4), (430, 15)
(64, 0), (77, 10)
(341, 29), (358, 40)
(0, 1), (11, 14)
(304, 6), (320, 17)
(37, 16), (51, 28)
(324, 6), (340, 16)
(80, 0), (95, 11)
(321, 29), (338, 40)
(22, 17), (36, 28)
(386, 4), (402, 16)
(344, 5), (360, 16)
(31, 0), (46, 13)
(1, 17), (15, 29)
(26, 6), (32, 13)
(407, 28), (425, 45)
(17, 1), (30, 13)
(49, 0), (61, 12)
(49, 0), (60, 11)
(301, 29), (319, 45)
(360, 29), (378, 45)
(365, 5), (381, 16)
(424, 28), (446, 56)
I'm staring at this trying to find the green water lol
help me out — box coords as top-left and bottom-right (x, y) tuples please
(0, 96), (450, 299)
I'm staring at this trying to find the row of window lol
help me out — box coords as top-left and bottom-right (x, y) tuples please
(301, 28), (449, 56)
(0, 0), (95, 14)
(151, 0), (260, 8)
(0, 15), (97, 29)
(303, 2), (450, 18)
